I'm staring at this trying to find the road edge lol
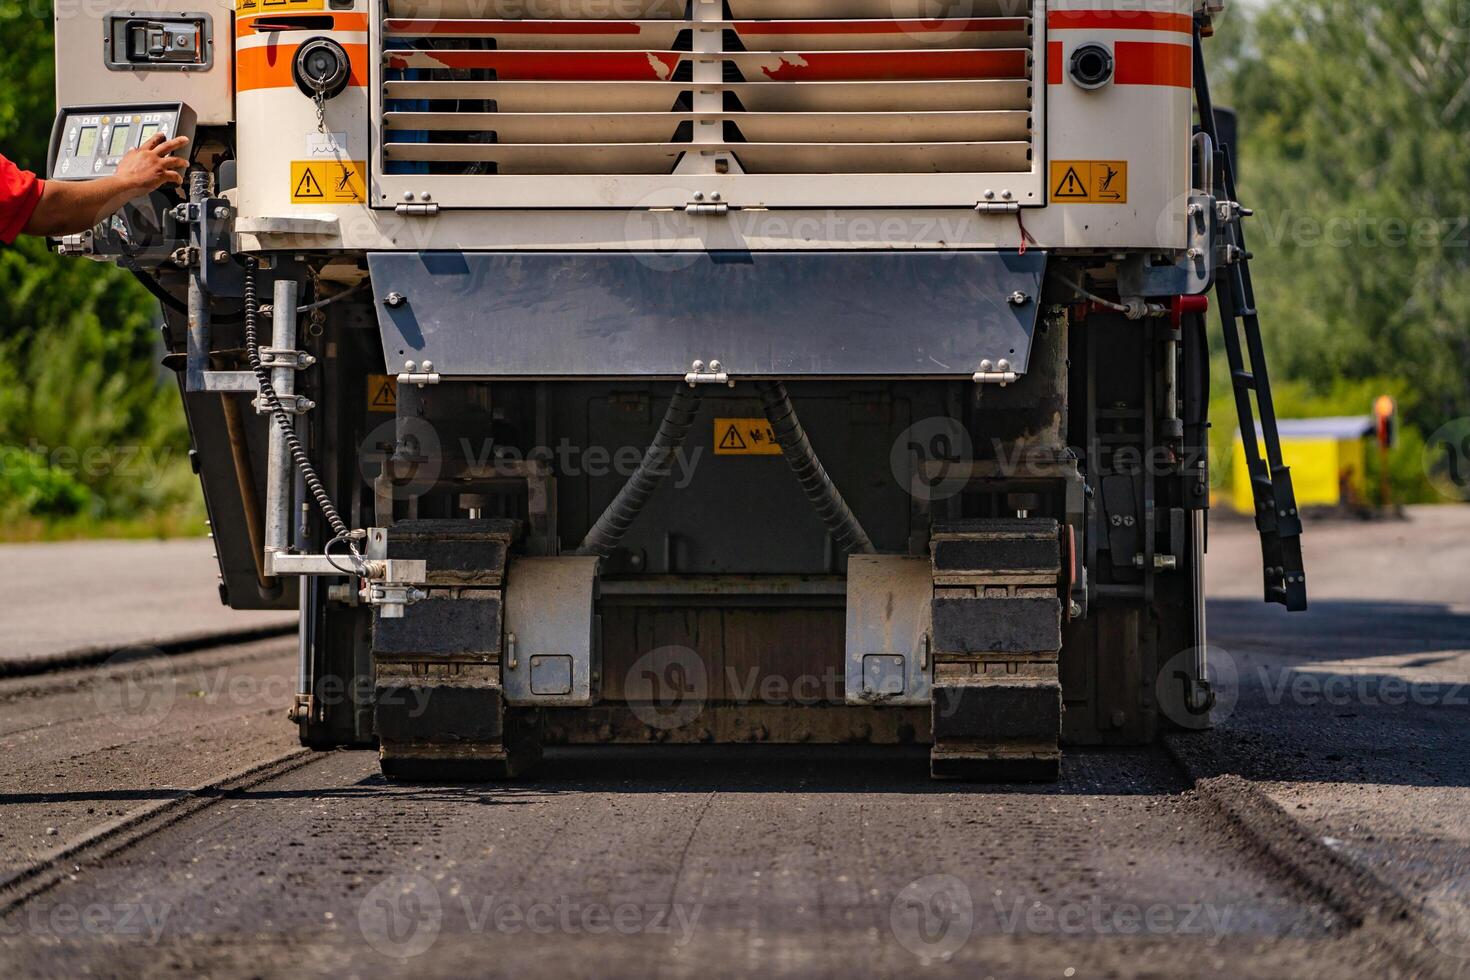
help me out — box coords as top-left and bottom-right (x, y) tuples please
(0, 622), (297, 680)
(0, 748), (318, 914)
(1163, 731), (1453, 978)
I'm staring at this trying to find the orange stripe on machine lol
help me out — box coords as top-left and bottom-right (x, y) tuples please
(237, 41), (369, 91)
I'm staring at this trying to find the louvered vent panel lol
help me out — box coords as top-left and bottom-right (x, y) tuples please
(379, 0), (1035, 180)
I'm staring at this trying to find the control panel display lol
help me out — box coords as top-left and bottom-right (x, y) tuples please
(48, 103), (196, 181)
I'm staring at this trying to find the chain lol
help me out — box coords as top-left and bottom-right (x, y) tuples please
(312, 77), (328, 135)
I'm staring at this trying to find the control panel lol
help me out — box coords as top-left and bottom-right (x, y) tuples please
(47, 102), (197, 181)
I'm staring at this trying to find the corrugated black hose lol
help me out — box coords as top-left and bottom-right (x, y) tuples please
(757, 381), (876, 555)
(577, 384), (702, 558)
(242, 262), (364, 573)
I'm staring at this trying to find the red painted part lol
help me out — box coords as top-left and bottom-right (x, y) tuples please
(1113, 40), (1192, 88)
(384, 50), (682, 80)
(756, 49), (1029, 81)
(1047, 39), (1193, 87)
(1171, 293), (1210, 330)
(1046, 10), (1194, 34)
(383, 19), (642, 35)
(735, 18), (1029, 35)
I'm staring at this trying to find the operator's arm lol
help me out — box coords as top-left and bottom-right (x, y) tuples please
(22, 134), (190, 237)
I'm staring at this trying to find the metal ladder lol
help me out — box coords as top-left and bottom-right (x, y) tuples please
(1193, 30), (1308, 612)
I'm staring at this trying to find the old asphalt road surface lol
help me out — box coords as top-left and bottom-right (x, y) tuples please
(1, 507), (1467, 977)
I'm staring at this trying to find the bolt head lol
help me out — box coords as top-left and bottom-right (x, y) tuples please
(421, 360), (433, 372)
(383, 291), (406, 308)
(979, 358), (994, 372)
(691, 359), (705, 372)
(708, 359), (722, 372)
(404, 360), (416, 371)
(983, 189), (996, 200)
(403, 192), (415, 202)
(996, 358), (1011, 371)
(421, 192), (432, 202)
(1008, 291), (1029, 306)
(693, 192), (705, 201)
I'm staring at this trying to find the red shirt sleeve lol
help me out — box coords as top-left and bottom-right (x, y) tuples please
(0, 154), (45, 244)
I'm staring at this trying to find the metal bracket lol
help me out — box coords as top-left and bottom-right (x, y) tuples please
(684, 196), (728, 214)
(972, 358), (1018, 386)
(397, 359), (441, 388)
(199, 370), (258, 393)
(259, 347), (317, 370)
(684, 359), (733, 386)
(252, 393), (315, 415)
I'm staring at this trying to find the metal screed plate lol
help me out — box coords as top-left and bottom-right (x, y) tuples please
(368, 250), (1046, 380)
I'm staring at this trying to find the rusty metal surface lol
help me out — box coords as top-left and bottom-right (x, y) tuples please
(843, 555), (932, 707)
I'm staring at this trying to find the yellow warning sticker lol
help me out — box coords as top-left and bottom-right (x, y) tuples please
(290, 160), (366, 204)
(1050, 160), (1128, 204)
(238, 0), (324, 13)
(714, 418), (783, 456)
(367, 375), (398, 413)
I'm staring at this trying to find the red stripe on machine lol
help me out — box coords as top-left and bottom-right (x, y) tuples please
(737, 18), (1029, 35)
(383, 51), (683, 80)
(757, 49), (1030, 81)
(1047, 40), (1191, 88)
(1113, 40), (1191, 87)
(1046, 10), (1194, 34)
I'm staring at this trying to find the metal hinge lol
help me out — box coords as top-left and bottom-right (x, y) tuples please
(972, 358), (1018, 386)
(974, 201), (1021, 214)
(684, 359), (733, 386)
(395, 203), (440, 216)
(685, 202), (729, 215)
(398, 359), (441, 388)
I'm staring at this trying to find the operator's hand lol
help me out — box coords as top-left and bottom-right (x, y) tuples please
(114, 134), (190, 194)
(22, 134), (193, 237)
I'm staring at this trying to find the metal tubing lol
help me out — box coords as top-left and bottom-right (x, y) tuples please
(184, 170), (212, 392)
(263, 278), (299, 558)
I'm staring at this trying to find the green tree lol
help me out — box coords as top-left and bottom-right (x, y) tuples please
(0, 5), (199, 536)
(1211, 0), (1470, 436)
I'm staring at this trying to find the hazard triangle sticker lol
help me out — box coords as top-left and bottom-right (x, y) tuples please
(718, 424), (748, 451)
(1053, 166), (1088, 199)
(294, 167), (324, 199)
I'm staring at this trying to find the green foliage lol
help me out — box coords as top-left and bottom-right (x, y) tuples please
(0, 444), (90, 517)
(0, 8), (202, 537)
(1209, 0), (1470, 438)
